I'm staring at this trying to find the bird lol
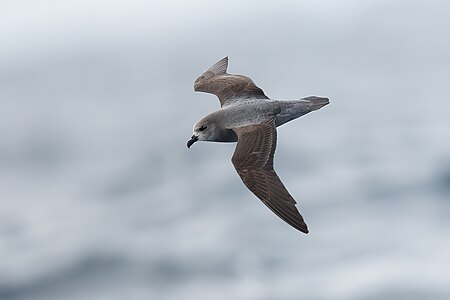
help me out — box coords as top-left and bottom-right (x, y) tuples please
(187, 57), (329, 233)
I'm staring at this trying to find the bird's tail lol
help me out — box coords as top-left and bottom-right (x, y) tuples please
(275, 96), (330, 127)
(301, 96), (330, 111)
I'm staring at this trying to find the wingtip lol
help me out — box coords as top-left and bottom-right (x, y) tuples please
(206, 56), (229, 75)
(295, 223), (309, 234)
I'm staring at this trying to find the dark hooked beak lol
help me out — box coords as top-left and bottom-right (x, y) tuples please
(187, 135), (198, 148)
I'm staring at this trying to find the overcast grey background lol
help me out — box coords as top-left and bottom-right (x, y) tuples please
(1, 0), (450, 299)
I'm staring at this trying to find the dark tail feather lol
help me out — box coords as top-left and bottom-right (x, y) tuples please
(301, 96), (330, 111)
(274, 96), (330, 127)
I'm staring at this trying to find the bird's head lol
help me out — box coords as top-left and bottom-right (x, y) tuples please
(187, 118), (215, 148)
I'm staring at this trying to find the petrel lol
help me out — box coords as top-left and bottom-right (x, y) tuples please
(187, 57), (329, 233)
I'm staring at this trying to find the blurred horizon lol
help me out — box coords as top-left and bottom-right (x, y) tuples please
(1, 1), (450, 299)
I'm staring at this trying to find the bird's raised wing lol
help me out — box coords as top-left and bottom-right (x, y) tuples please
(194, 57), (268, 107)
(231, 118), (309, 233)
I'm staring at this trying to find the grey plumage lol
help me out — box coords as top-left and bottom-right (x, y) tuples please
(188, 57), (329, 233)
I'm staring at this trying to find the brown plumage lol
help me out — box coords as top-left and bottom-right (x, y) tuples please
(231, 118), (308, 233)
(188, 57), (329, 233)
(194, 57), (268, 107)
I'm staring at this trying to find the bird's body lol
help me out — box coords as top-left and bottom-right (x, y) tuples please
(188, 57), (329, 233)
(200, 97), (329, 136)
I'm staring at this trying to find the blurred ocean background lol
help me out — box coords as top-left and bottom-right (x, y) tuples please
(1, 0), (450, 299)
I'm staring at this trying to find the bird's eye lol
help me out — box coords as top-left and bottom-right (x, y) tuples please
(199, 125), (207, 131)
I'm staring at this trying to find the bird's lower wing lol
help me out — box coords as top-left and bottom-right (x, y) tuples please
(231, 119), (309, 233)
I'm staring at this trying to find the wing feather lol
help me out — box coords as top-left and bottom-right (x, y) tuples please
(194, 57), (268, 107)
(231, 119), (309, 233)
